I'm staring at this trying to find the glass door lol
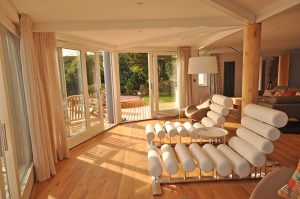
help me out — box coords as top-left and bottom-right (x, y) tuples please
(58, 47), (105, 148)
(59, 48), (87, 139)
(85, 51), (104, 136)
(152, 53), (178, 116)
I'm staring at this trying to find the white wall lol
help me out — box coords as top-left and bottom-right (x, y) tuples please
(218, 53), (243, 97)
(190, 52), (242, 103)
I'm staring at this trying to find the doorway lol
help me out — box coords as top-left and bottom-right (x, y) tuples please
(118, 53), (151, 122)
(224, 61), (235, 97)
(153, 54), (178, 116)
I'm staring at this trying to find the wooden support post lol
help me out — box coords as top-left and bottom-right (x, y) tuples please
(242, 23), (262, 114)
(278, 54), (290, 86)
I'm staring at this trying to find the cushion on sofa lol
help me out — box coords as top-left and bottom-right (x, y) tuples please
(263, 90), (274, 97)
(278, 160), (300, 199)
(274, 86), (288, 92)
(274, 91), (285, 96)
(296, 92), (300, 96)
(283, 90), (297, 96)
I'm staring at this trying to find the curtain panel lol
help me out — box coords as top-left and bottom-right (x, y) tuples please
(20, 14), (69, 182)
(177, 47), (192, 116)
(210, 54), (222, 94)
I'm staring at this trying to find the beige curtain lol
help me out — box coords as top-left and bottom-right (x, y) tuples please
(177, 47), (192, 116)
(210, 54), (222, 94)
(20, 14), (69, 182)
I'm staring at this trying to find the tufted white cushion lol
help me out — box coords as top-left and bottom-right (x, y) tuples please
(217, 144), (250, 177)
(201, 117), (219, 127)
(210, 103), (229, 116)
(154, 123), (166, 139)
(189, 143), (213, 173)
(244, 104), (288, 128)
(175, 143), (196, 172)
(236, 127), (274, 154)
(212, 94), (233, 108)
(229, 136), (266, 168)
(148, 145), (162, 177)
(241, 116), (280, 141)
(145, 124), (155, 141)
(202, 144), (232, 176)
(165, 121), (177, 137)
(161, 144), (179, 175)
(207, 111), (225, 125)
(183, 122), (199, 139)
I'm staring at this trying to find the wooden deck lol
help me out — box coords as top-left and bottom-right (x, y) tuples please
(121, 105), (150, 121)
(30, 113), (300, 199)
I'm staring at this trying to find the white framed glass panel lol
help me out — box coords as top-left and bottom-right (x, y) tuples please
(86, 52), (101, 127)
(60, 48), (87, 138)
(155, 54), (178, 116)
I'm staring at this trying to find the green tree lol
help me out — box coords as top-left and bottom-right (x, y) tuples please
(119, 53), (148, 95)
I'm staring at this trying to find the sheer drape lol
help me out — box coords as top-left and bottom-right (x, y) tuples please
(20, 14), (69, 182)
(177, 47), (192, 116)
(210, 55), (222, 94)
(34, 33), (69, 161)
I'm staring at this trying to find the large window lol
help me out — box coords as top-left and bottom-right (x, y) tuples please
(198, 74), (208, 86)
(0, 25), (33, 197)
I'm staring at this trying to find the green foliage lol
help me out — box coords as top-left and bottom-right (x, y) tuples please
(119, 53), (149, 95)
(63, 52), (176, 98)
(86, 53), (96, 86)
(63, 56), (82, 96)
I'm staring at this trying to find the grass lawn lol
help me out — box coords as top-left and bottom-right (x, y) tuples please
(143, 93), (175, 103)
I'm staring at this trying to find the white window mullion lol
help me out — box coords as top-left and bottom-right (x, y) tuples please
(80, 49), (91, 136)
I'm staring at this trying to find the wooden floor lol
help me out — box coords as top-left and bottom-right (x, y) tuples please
(30, 113), (300, 199)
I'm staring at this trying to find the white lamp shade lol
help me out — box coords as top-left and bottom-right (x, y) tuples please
(188, 56), (218, 74)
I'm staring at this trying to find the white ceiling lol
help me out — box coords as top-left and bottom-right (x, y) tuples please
(9, 0), (300, 53)
(201, 4), (300, 55)
(13, 0), (230, 21)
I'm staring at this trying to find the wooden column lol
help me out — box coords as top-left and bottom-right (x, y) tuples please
(242, 23), (262, 114)
(278, 53), (290, 86)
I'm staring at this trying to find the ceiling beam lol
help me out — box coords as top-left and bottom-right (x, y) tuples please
(33, 17), (242, 32)
(56, 33), (116, 50)
(117, 26), (242, 49)
(256, 0), (300, 22)
(200, 0), (256, 23)
(198, 27), (243, 50)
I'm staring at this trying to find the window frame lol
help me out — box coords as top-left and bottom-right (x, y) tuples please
(198, 73), (208, 86)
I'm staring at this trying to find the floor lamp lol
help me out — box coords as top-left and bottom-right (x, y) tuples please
(188, 56), (218, 94)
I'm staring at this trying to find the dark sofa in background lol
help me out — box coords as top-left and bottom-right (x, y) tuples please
(257, 86), (300, 119)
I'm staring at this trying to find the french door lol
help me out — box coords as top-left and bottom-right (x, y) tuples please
(151, 53), (178, 117)
(57, 45), (107, 148)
